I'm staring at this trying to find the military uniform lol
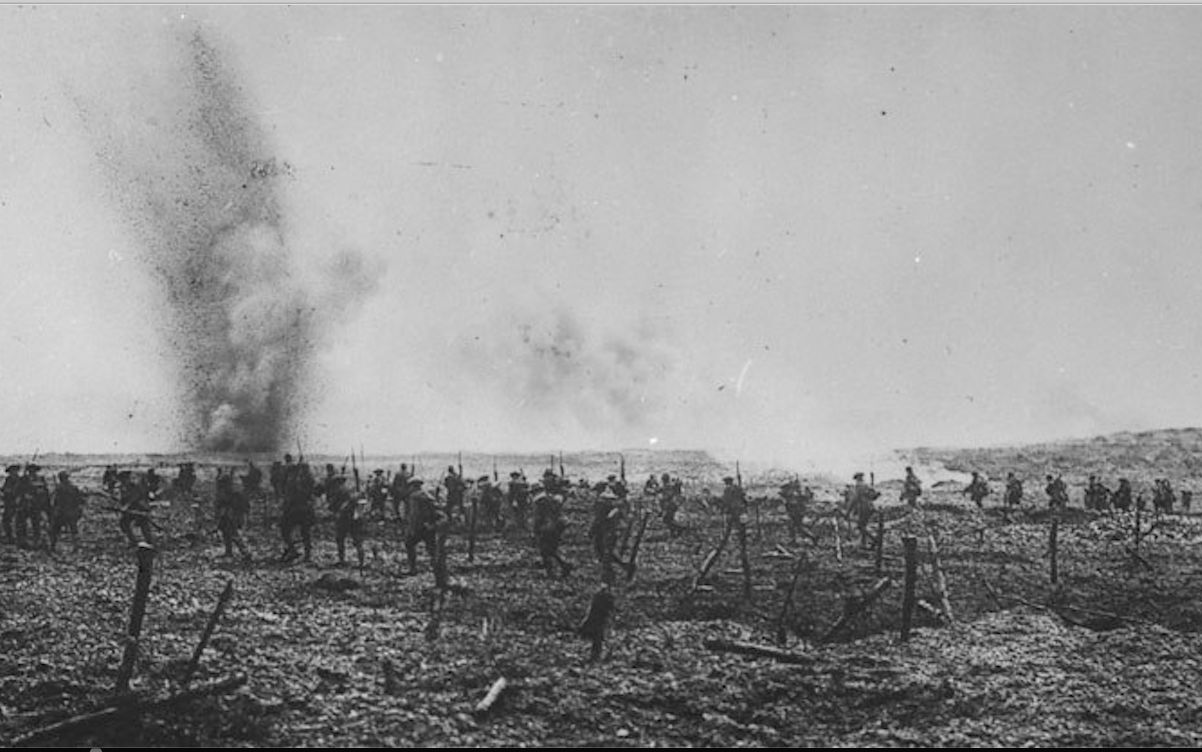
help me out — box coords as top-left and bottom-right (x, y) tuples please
(590, 488), (623, 584)
(780, 479), (810, 543)
(404, 481), (441, 574)
(1112, 478), (1133, 511)
(508, 472), (530, 530)
(901, 467), (923, 508)
(20, 465), (51, 549)
(1, 465), (20, 543)
(1044, 475), (1068, 510)
(1004, 473), (1024, 508)
(843, 473), (880, 547)
(389, 465), (413, 522)
(215, 471), (251, 561)
(963, 473), (991, 509)
(280, 462), (315, 562)
(444, 467), (467, 526)
(48, 471), (85, 552)
(533, 488), (572, 577)
(328, 476), (366, 567)
(660, 474), (685, 538)
(118, 471), (156, 547)
(480, 477), (504, 531)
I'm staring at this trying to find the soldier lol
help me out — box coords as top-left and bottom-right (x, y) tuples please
(444, 465), (467, 526)
(269, 460), (285, 501)
(480, 475), (504, 531)
(608, 474), (629, 501)
(962, 472), (991, 509)
(20, 464), (51, 549)
(368, 469), (389, 520)
(242, 461), (264, 500)
(508, 471), (530, 530)
(48, 471), (85, 553)
(279, 460), (315, 563)
(174, 462), (197, 498)
(404, 479), (440, 575)
(102, 465), (119, 496)
(843, 472), (880, 548)
(1084, 475), (1110, 511)
(533, 486), (572, 578)
(145, 468), (162, 499)
(1044, 474), (1068, 510)
(660, 473), (685, 539)
(590, 488), (623, 584)
(720, 475), (748, 532)
(118, 470), (156, 547)
(329, 475), (366, 568)
(643, 473), (661, 498)
(780, 479), (811, 544)
(1, 464), (21, 544)
(1183, 489), (1194, 513)
(1112, 478), (1133, 512)
(214, 469), (252, 562)
(1004, 472), (1024, 508)
(900, 466), (923, 508)
(389, 464), (412, 522)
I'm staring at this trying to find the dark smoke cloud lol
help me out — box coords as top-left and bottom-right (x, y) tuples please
(78, 29), (378, 452)
(459, 305), (682, 440)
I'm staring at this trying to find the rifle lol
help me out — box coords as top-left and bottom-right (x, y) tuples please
(620, 454), (626, 484)
(559, 451), (565, 480)
(296, 438), (304, 464)
(458, 451), (464, 482)
(493, 457), (498, 483)
(351, 447), (361, 494)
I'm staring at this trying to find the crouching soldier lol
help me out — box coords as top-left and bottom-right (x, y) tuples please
(533, 486), (572, 578)
(48, 471), (85, 553)
(215, 470), (252, 562)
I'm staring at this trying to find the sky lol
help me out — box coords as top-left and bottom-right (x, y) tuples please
(2, 4), (1202, 467)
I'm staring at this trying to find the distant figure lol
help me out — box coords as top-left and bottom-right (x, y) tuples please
(1044, 475), (1068, 510)
(215, 469), (251, 563)
(590, 488), (624, 585)
(404, 479), (440, 575)
(20, 464), (51, 550)
(780, 479), (810, 543)
(443, 466), (467, 526)
(329, 476), (365, 568)
(480, 476), (504, 531)
(962, 472), (991, 509)
(843, 472), (880, 547)
(279, 461), (315, 563)
(48, 471), (85, 553)
(242, 461), (264, 499)
(660, 473), (685, 538)
(1183, 489), (1193, 513)
(118, 470), (155, 548)
(533, 487), (572, 578)
(1004, 472), (1024, 508)
(900, 466), (923, 508)
(508, 472), (530, 530)
(174, 462), (197, 498)
(2, 464), (21, 544)
(1084, 475), (1110, 511)
(1111, 478), (1133, 512)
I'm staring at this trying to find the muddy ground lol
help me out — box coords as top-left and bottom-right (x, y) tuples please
(3, 445), (1202, 747)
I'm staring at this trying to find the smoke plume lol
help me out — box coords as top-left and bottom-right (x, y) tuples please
(79, 29), (377, 452)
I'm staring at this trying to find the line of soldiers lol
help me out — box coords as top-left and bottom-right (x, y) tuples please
(1, 463), (85, 552)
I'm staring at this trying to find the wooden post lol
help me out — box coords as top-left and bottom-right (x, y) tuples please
(775, 550), (807, 646)
(739, 519), (752, 602)
(1049, 515), (1060, 585)
(181, 578), (235, 685)
(467, 496), (478, 563)
(928, 534), (954, 624)
(832, 516), (843, 561)
(900, 536), (917, 642)
(1134, 501), (1142, 558)
(874, 512), (885, 574)
(116, 542), (156, 692)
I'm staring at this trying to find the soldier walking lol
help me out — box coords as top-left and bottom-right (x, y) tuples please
(48, 471), (85, 553)
(280, 460), (315, 563)
(843, 472), (879, 548)
(900, 466), (923, 508)
(963, 472), (991, 509)
(1, 464), (20, 544)
(117, 470), (156, 547)
(404, 479), (441, 575)
(215, 469), (252, 562)
(533, 486), (572, 577)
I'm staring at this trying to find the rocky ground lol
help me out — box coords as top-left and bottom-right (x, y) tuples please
(3, 438), (1202, 747)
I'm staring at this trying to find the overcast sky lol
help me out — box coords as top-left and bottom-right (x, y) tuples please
(2, 5), (1202, 466)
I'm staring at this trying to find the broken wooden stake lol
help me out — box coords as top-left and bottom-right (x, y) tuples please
(116, 542), (156, 692)
(900, 536), (917, 642)
(820, 576), (892, 643)
(1049, 515), (1060, 585)
(181, 577), (235, 685)
(874, 512), (885, 574)
(473, 677), (508, 715)
(13, 672), (247, 747)
(832, 517), (843, 561)
(775, 549), (807, 646)
(703, 639), (812, 665)
(578, 587), (615, 663)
